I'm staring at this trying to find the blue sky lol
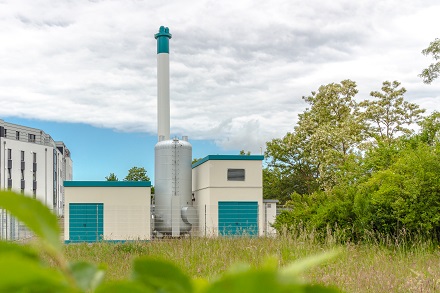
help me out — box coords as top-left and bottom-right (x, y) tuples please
(1, 0), (440, 182)
(3, 116), (229, 181)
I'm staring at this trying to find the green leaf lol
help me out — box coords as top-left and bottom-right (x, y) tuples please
(0, 241), (39, 260)
(132, 258), (193, 293)
(69, 261), (105, 292)
(0, 252), (70, 292)
(205, 269), (283, 293)
(303, 284), (343, 293)
(280, 249), (342, 281)
(0, 190), (61, 252)
(95, 281), (155, 293)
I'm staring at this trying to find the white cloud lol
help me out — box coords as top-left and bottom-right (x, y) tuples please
(1, 0), (440, 151)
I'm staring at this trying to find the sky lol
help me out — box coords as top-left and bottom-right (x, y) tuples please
(1, 0), (440, 181)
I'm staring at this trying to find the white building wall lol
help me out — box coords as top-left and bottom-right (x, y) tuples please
(0, 120), (72, 219)
(263, 200), (278, 236)
(192, 156), (264, 237)
(64, 185), (151, 241)
(1, 137), (55, 209)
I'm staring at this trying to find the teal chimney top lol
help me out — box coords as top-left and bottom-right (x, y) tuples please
(154, 26), (172, 54)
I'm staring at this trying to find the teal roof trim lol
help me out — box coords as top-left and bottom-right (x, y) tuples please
(192, 155), (264, 168)
(64, 181), (151, 187)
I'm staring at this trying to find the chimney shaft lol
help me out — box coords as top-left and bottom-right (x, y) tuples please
(155, 26), (172, 141)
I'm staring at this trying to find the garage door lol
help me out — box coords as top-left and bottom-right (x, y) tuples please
(69, 203), (103, 242)
(218, 201), (258, 236)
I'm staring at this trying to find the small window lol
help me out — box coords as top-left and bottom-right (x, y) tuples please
(29, 134), (36, 142)
(16, 131), (20, 140)
(227, 168), (245, 181)
(21, 150), (25, 161)
(7, 148), (12, 160)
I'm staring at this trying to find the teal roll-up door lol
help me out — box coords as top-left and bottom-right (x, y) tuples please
(218, 201), (258, 236)
(69, 203), (103, 242)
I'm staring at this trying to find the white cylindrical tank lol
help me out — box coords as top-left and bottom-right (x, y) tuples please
(154, 138), (193, 236)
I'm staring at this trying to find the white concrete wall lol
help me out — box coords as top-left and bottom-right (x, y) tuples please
(64, 186), (151, 241)
(209, 160), (262, 188)
(1, 138), (55, 209)
(264, 202), (278, 236)
(192, 157), (264, 237)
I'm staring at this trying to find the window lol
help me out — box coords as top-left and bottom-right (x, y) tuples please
(28, 133), (36, 142)
(16, 131), (20, 140)
(7, 148), (12, 160)
(33, 152), (37, 163)
(4, 129), (7, 137)
(21, 169), (24, 180)
(21, 150), (25, 161)
(227, 169), (245, 181)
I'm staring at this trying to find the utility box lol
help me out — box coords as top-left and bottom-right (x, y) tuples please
(192, 155), (264, 237)
(64, 181), (151, 243)
(263, 199), (278, 236)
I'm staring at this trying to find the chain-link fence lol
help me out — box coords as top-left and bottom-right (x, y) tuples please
(0, 208), (34, 241)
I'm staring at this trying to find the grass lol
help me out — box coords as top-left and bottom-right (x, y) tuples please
(62, 231), (440, 293)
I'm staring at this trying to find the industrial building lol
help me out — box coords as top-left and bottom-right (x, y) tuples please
(62, 26), (277, 242)
(64, 181), (151, 243)
(0, 119), (72, 240)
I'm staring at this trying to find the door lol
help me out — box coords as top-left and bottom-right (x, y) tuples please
(218, 201), (258, 236)
(69, 203), (103, 242)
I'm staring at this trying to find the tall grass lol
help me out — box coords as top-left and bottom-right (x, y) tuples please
(62, 228), (440, 293)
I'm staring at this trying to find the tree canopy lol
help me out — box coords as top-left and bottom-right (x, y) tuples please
(419, 38), (440, 84)
(265, 79), (440, 242)
(124, 167), (150, 182)
(105, 173), (118, 181)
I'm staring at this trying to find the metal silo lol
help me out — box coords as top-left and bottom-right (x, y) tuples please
(154, 138), (194, 236)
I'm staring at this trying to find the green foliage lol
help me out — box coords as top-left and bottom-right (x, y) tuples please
(359, 81), (424, 144)
(124, 166), (150, 182)
(0, 190), (342, 292)
(105, 173), (119, 181)
(267, 79), (439, 243)
(419, 38), (440, 84)
(0, 190), (61, 253)
(192, 158), (202, 164)
(275, 134), (440, 242)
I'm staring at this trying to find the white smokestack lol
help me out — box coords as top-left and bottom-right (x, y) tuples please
(155, 26), (172, 141)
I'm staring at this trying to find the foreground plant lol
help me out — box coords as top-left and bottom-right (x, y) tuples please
(0, 190), (342, 292)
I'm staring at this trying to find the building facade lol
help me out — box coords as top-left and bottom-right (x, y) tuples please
(0, 119), (72, 222)
(64, 181), (151, 243)
(192, 155), (265, 237)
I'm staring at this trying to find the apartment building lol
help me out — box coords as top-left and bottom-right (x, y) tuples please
(0, 119), (72, 217)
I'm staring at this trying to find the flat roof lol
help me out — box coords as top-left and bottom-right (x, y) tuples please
(192, 154), (264, 168)
(64, 181), (151, 187)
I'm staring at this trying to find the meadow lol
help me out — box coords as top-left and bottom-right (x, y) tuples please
(63, 231), (440, 293)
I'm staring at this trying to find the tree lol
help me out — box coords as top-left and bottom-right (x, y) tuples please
(419, 38), (440, 84)
(265, 132), (319, 201)
(417, 111), (440, 146)
(124, 167), (150, 181)
(239, 150), (251, 155)
(359, 81), (425, 145)
(192, 158), (202, 164)
(105, 173), (118, 181)
(295, 79), (364, 190)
